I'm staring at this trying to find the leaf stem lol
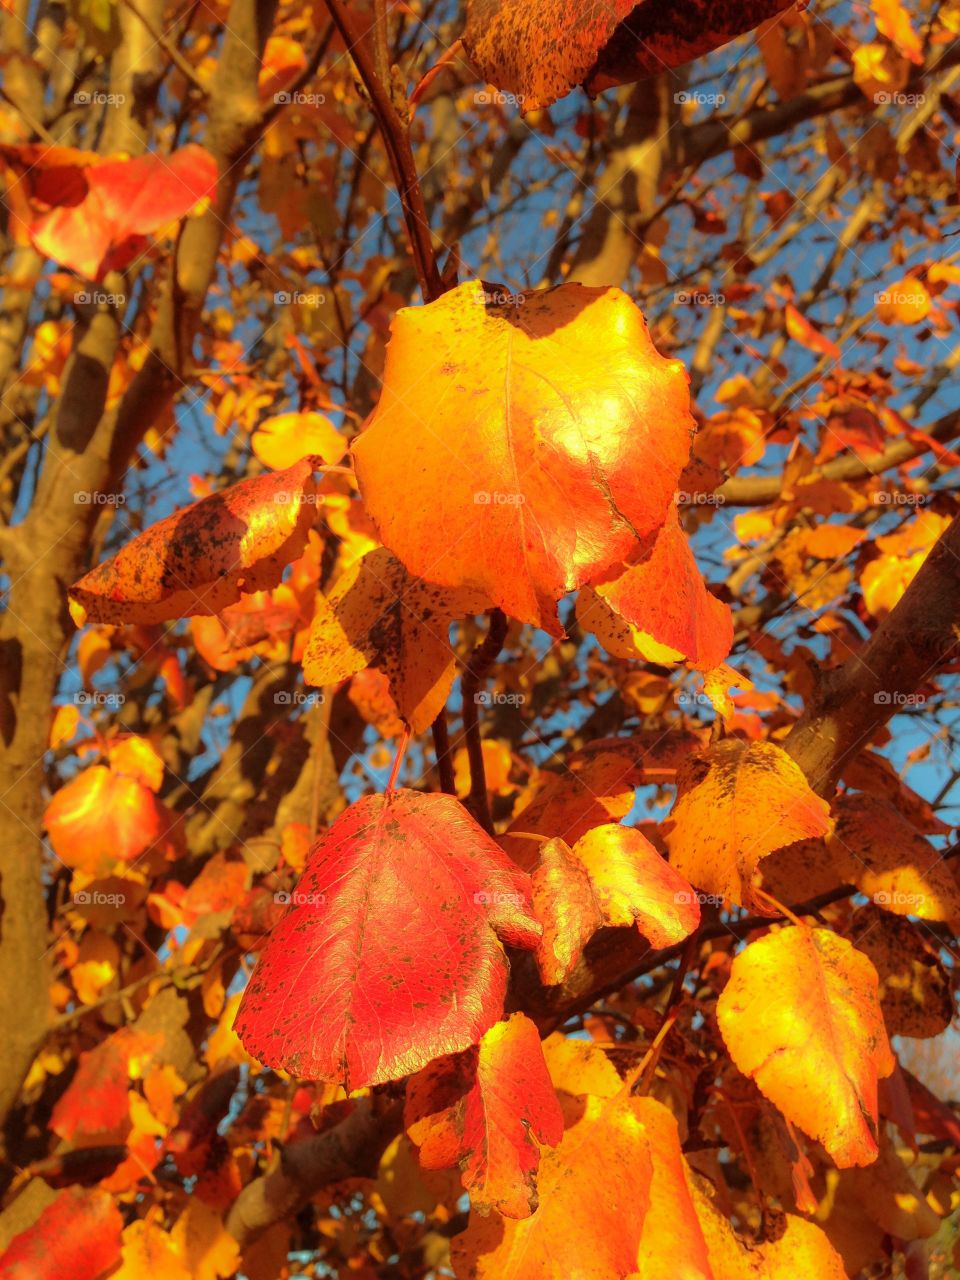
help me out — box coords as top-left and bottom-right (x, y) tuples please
(461, 608), (509, 833)
(386, 725), (411, 795)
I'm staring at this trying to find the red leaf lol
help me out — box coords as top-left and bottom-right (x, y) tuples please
(0, 1189), (122, 1280)
(69, 458), (319, 626)
(784, 303), (841, 362)
(50, 1028), (162, 1141)
(405, 1012), (564, 1217)
(4, 143), (218, 279)
(235, 790), (540, 1088)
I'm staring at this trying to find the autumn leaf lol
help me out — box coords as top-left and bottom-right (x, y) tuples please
(50, 1028), (162, 1141)
(352, 281), (694, 634)
(251, 411), (345, 470)
(636, 1099), (713, 1278)
(69, 458), (319, 626)
(664, 740), (833, 910)
(1, 143), (217, 280)
(875, 277), (931, 325)
(784, 302), (841, 362)
(850, 908), (952, 1038)
(0, 1189), (122, 1280)
(717, 926), (895, 1167)
(450, 1094), (654, 1279)
(578, 507), (733, 670)
(461, 0), (795, 109)
(303, 548), (488, 732)
(531, 837), (604, 985)
(235, 790), (540, 1088)
(873, 0), (923, 63)
(405, 1012), (563, 1217)
(829, 792), (960, 925)
(44, 764), (181, 873)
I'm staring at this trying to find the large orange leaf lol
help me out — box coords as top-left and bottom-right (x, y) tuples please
(44, 765), (180, 873)
(352, 281), (694, 634)
(0, 1188), (122, 1280)
(716, 926), (895, 1167)
(664, 740), (833, 910)
(405, 1012), (563, 1218)
(578, 508), (733, 670)
(234, 790), (540, 1088)
(303, 548), (488, 732)
(461, 0), (795, 109)
(636, 1100), (713, 1278)
(450, 1094), (654, 1279)
(830, 792), (960, 926)
(69, 459), (318, 626)
(1, 143), (217, 280)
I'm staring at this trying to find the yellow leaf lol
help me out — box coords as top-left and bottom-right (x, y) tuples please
(171, 1200), (241, 1280)
(664, 740), (833, 909)
(50, 704), (80, 749)
(251, 411), (345, 470)
(716, 925), (895, 1167)
(108, 735), (165, 791)
(114, 1219), (191, 1280)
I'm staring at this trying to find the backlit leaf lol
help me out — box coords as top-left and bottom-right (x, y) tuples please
(353, 281), (694, 634)
(0, 1189), (122, 1280)
(405, 1012), (563, 1217)
(69, 459), (319, 627)
(850, 908), (953, 1038)
(664, 740), (833, 910)
(44, 765), (180, 873)
(251, 412), (345, 470)
(235, 790), (540, 1088)
(717, 926), (895, 1167)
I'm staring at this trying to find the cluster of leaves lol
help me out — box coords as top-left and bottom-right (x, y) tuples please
(2, 0), (960, 1278)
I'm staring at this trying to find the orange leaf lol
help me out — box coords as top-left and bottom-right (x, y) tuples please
(251, 411), (345, 470)
(450, 1094), (654, 1278)
(664, 740), (833, 910)
(69, 458), (319, 626)
(784, 302), (841, 361)
(405, 1012), (563, 1218)
(107, 735), (164, 791)
(0, 1188), (122, 1280)
(875, 277), (931, 325)
(352, 281), (693, 634)
(44, 765), (180, 873)
(873, 0), (923, 63)
(717, 925), (895, 1167)
(579, 507), (733, 670)
(531, 837), (604, 985)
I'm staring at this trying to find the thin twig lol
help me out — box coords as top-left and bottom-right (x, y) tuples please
(460, 608), (509, 832)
